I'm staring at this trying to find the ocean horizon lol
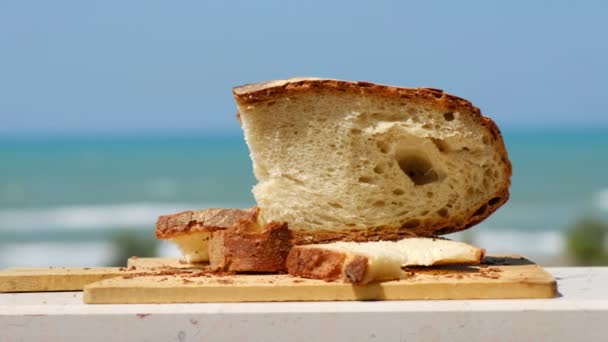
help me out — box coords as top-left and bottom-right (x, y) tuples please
(1, 128), (607, 267)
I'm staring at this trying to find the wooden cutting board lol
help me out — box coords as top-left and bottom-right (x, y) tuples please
(0, 267), (131, 292)
(0, 260), (199, 293)
(83, 255), (557, 303)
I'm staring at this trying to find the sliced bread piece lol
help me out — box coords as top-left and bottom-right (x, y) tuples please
(234, 78), (511, 243)
(286, 238), (484, 284)
(209, 220), (293, 273)
(155, 208), (252, 262)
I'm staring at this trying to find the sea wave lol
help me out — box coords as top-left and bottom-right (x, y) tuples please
(0, 241), (117, 268)
(595, 188), (608, 211)
(450, 229), (565, 257)
(0, 202), (235, 231)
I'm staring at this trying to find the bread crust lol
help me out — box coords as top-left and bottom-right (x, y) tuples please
(155, 208), (252, 239)
(208, 211), (293, 273)
(286, 246), (368, 283)
(234, 78), (512, 241)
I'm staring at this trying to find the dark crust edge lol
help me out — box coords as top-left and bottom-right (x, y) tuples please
(286, 246), (369, 283)
(208, 212), (294, 273)
(155, 208), (254, 240)
(234, 78), (512, 240)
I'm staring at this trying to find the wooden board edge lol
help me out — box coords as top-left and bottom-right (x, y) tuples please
(0, 268), (125, 293)
(83, 276), (558, 304)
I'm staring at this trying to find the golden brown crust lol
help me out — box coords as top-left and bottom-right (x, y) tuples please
(234, 78), (512, 239)
(155, 208), (252, 240)
(286, 246), (369, 283)
(208, 213), (293, 273)
(286, 246), (354, 282)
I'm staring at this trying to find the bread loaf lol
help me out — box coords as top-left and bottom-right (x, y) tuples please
(234, 78), (511, 243)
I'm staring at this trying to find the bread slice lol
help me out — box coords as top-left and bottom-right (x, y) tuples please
(234, 78), (511, 243)
(286, 238), (484, 284)
(209, 220), (293, 273)
(155, 208), (252, 262)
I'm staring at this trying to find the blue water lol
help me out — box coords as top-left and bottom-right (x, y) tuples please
(0, 129), (607, 265)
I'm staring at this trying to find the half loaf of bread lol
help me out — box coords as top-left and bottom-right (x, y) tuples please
(234, 78), (511, 243)
(286, 238), (484, 284)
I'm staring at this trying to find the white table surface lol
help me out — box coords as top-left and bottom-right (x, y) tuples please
(1, 267), (607, 342)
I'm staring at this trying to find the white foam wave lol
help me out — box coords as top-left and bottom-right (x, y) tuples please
(0, 241), (116, 268)
(450, 229), (565, 257)
(0, 202), (232, 231)
(0, 241), (184, 268)
(595, 188), (608, 211)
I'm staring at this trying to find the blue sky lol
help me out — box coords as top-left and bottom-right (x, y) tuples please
(1, 1), (607, 136)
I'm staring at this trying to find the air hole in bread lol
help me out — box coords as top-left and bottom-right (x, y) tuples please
(488, 196), (501, 206)
(437, 208), (449, 217)
(443, 112), (455, 121)
(392, 189), (405, 196)
(373, 200), (385, 207)
(283, 174), (304, 185)
(430, 138), (449, 153)
(434, 227), (453, 235)
(377, 141), (390, 154)
(328, 202), (343, 209)
(350, 128), (362, 135)
(474, 204), (487, 217)
(358, 176), (375, 184)
(426, 192), (434, 198)
(482, 135), (489, 145)
(373, 163), (386, 174)
(396, 152), (440, 186)
(401, 219), (420, 229)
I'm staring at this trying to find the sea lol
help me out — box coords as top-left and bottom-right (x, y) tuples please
(1, 129), (607, 268)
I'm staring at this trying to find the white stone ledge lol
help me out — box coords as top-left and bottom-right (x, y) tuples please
(1, 267), (607, 342)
